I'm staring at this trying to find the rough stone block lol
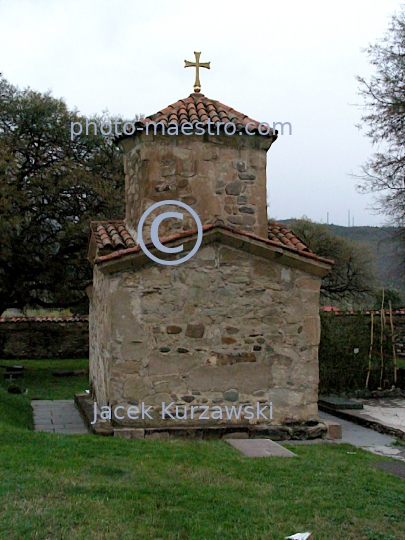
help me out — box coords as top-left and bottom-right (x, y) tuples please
(238, 173), (256, 181)
(217, 352), (257, 366)
(122, 378), (150, 400)
(145, 431), (170, 440)
(222, 432), (249, 439)
(185, 324), (205, 338)
(234, 161), (246, 172)
(227, 215), (256, 225)
(221, 337), (237, 345)
(167, 325), (182, 334)
(239, 206), (255, 214)
(181, 195), (197, 205)
(323, 420), (342, 440)
(114, 428), (145, 440)
(223, 389), (239, 402)
(225, 181), (242, 195)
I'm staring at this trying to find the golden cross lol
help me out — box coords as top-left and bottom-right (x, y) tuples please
(184, 52), (210, 93)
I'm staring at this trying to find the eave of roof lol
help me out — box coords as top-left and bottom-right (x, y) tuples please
(89, 221), (319, 258)
(115, 93), (277, 143)
(325, 309), (405, 316)
(90, 224), (333, 279)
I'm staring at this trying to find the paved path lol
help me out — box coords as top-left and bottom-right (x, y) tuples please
(32, 400), (88, 434)
(319, 411), (405, 461)
(358, 398), (405, 433)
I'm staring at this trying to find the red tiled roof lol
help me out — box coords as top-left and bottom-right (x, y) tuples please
(89, 220), (333, 266)
(330, 309), (405, 316)
(268, 223), (311, 253)
(0, 316), (89, 323)
(117, 93), (276, 140)
(91, 221), (136, 251)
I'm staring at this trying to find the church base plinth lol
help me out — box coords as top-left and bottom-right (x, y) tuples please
(75, 393), (327, 441)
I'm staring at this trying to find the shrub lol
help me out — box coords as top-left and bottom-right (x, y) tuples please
(319, 312), (396, 393)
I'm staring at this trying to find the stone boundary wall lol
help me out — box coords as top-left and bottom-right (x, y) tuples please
(0, 317), (89, 359)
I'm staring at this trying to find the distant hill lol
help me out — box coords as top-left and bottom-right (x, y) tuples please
(279, 220), (405, 298)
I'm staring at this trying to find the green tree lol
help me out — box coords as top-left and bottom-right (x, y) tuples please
(280, 219), (375, 302)
(373, 288), (403, 310)
(0, 76), (130, 315)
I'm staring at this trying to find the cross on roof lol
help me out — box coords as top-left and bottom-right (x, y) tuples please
(184, 52), (210, 93)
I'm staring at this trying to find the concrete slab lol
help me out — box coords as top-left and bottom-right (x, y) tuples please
(32, 405), (54, 409)
(319, 398), (405, 440)
(52, 421), (82, 426)
(55, 427), (88, 434)
(32, 400), (88, 435)
(319, 396), (363, 410)
(370, 461), (405, 480)
(358, 399), (405, 432)
(225, 438), (297, 458)
(319, 411), (405, 461)
(53, 417), (79, 422)
(319, 411), (395, 446)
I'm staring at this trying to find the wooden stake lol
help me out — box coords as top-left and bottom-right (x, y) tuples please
(366, 311), (373, 389)
(379, 288), (385, 388)
(389, 300), (398, 385)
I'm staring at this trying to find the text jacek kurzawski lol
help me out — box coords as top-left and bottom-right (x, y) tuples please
(91, 401), (273, 424)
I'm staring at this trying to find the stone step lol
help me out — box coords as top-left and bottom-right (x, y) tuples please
(319, 396), (364, 410)
(322, 419), (342, 439)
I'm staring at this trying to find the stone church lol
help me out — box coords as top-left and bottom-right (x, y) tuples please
(85, 79), (332, 439)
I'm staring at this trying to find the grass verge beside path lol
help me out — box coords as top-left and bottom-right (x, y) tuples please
(0, 387), (33, 430)
(0, 358), (89, 400)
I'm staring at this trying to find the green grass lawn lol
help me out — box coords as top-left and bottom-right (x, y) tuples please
(1, 361), (405, 539)
(0, 358), (89, 399)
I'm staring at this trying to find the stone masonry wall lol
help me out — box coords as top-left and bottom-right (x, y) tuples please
(89, 266), (112, 406)
(120, 133), (273, 241)
(0, 319), (88, 359)
(89, 243), (322, 428)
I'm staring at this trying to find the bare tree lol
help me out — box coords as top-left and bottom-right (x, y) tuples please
(356, 6), (405, 227)
(278, 219), (375, 302)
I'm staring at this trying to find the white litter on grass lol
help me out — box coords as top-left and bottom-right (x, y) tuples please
(285, 533), (312, 540)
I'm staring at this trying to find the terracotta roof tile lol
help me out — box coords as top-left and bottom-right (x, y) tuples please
(91, 221), (136, 251)
(116, 94), (276, 140)
(320, 306), (405, 317)
(268, 223), (311, 253)
(89, 220), (333, 266)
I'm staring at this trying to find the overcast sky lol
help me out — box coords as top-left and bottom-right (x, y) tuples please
(1, 0), (402, 227)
